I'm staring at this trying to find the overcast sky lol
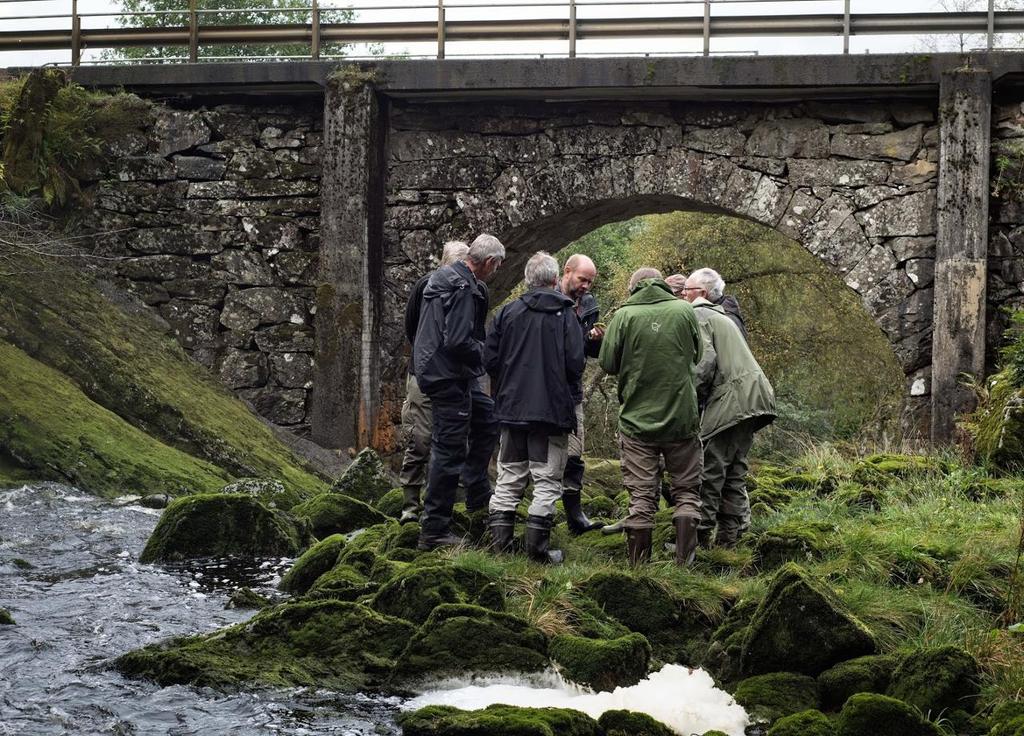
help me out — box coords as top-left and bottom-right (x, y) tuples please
(0, 0), (1013, 67)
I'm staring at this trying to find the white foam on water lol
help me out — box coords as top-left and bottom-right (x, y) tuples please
(403, 664), (749, 736)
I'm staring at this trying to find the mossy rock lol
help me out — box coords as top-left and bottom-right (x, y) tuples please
(225, 587), (270, 610)
(292, 493), (388, 538)
(398, 704), (601, 736)
(989, 703), (1024, 736)
(818, 654), (897, 711)
(549, 633), (651, 692)
(734, 672), (821, 724)
(613, 490), (631, 512)
(961, 476), (1018, 501)
(835, 693), (940, 736)
(139, 493), (310, 563)
(370, 564), (503, 625)
(376, 487), (405, 518)
(582, 458), (623, 498)
(306, 563), (377, 600)
(221, 477), (303, 511)
(853, 454), (943, 484)
(598, 709), (674, 736)
(702, 597), (760, 683)
(0, 608), (15, 625)
(748, 480), (796, 512)
(566, 595), (631, 640)
(582, 494), (617, 518)
(571, 530), (628, 559)
(116, 599), (416, 690)
(741, 564), (876, 677)
(766, 709), (834, 736)
(392, 604), (548, 683)
(887, 646), (981, 716)
(833, 482), (885, 512)
(754, 521), (833, 569)
(331, 448), (392, 503)
(278, 534), (346, 594)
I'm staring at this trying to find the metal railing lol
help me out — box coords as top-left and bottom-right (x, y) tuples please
(1, 0), (1023, 66)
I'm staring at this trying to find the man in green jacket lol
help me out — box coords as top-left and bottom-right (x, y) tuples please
(599, 268), (704, 566)
(682, 268), (776, 548)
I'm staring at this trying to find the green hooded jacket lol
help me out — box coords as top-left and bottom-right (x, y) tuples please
(691, 296), (776, 440)
(598, 279), (702, 442)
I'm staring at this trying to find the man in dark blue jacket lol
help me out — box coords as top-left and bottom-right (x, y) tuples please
(413, 233), (505, 550)
(485, 252), (585, 564)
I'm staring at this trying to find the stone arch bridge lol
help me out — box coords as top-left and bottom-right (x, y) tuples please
(71, 54), (1024, 450)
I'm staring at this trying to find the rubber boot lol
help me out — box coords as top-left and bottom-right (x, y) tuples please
(399, 485), (421, 524)
(489, 510), (516, 554)
(716, 514), (746, 549)
(416, 530), (464, 551)
(601, 519), (625, 535)
(625, 527), (652, 566)
(524, 515), (564, 564)
(674, 516), (699, 567)
(562, 488), (601, 535)
(697, 527), (714, 549)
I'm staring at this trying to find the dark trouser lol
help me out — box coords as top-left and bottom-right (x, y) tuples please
(421, 378), (499, 538)
(699, 419), (756, 539)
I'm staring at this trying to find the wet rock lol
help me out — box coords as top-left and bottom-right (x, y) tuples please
(734, 672), (820, 725)
(139, 493), (310, 563)
(220, 477), (301, 510)
(0, 608), (15, 625)
(279, 533), (346, 594)
(765, 710), (833, 736)
(370, 564), (503, 625)
(740, 564), (876, 677)
(331, 448), (394, 503)
(117, 156), (176, 182)
(598, 710), (674, 736)
(818, 654), (897, 711)
(211, 250), (274, 286)
(138, 493), (173, 509)
(753, 521), (832, 569)
(549, 633), (651, 692)
(291, 493), (388, 537)
(398, 704), (601, 736)
(225, 587), (269, 610)
(306, 563), (377, 600)
(375, 487), (405, 518)
(836, 693), (940, 736)
(887, 646), (981, 716)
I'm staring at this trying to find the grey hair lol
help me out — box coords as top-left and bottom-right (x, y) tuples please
(524, 251), (559, 289)
(628, 267), (663, 292)
(467, 233), (506, 265)
(688, 267), (725, 302)
(440, 240), (468, 266)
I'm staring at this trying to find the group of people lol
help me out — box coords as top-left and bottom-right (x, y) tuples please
(400, 232), (776, 566)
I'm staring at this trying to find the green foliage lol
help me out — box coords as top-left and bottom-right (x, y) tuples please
(0, 608), (15, 625)
(993, 140), (1024, 203)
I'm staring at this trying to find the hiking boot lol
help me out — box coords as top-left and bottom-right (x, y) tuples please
(416, 531), (464, 551)
(489, 510), (516, 554)
(399, 509), (420, 524)
(524, 514), (564, 564)
(674, 516), (699, 567)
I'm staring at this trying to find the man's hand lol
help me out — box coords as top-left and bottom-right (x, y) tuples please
(588, 326), (605, 341)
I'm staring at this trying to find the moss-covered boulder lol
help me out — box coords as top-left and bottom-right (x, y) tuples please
(766, 709), (834, 736)
(598, 710), (674, 736)
(818, 654), (897, 711)
(306, 563), (377, 600)
(582, 494), (617, 519)
(854, 454), (942, 481)
(398, 704), (601, 736)
(733, 672), (820, 724)
(835, 693), (940, 736)
(887, 646), (981, 716)
(139, 493), (310, 563)
(370, 564), (503, 625)
(278, 534), (347, 594)
(392, 604), (548, 682)
(566, 595), (632, 640)
(740, 564), (876, 677)
(292, 493), (388, 538)
(221, 477), (303, 511)
(549, 633), (651, 692)
(582, 458), (623, 497)
(376, 487), (405, 518)
(116, 599), (416, 690)
(331, 448), (392, 503)
(225, 587), (270, 610)
(989, 702), (1024, 736)
(0, 608), (15, 625)
(754, 521), (832, 569)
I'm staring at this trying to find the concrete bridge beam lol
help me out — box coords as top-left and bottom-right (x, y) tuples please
(932, 68), (992, 444)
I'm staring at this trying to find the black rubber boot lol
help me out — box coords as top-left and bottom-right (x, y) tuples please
(489, 510), (516, 554)
(524, 514), (564, 564)
(674, 516), (699, 567)
(562, 488), (601, 535)
(625, 527), (652, 566)
(416, 530), (464, 551)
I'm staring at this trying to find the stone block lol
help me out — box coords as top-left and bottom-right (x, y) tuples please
(127, 228), (224, 256)
(787, 159), (890, 188)
(238, 387), (308, 425)
(905, 258), (935, 288)
(187, 179), (319, 200)
(164, 278), (227, 303)
(212, 249), (275, 286)
(117, 156), (176, 182)
(271, 250), (317, 285)
(221, 287), (307, 332)
(158, 299), (220, 350)
(154, 109), (211, 157)
(241, 216), (306, 250)
(270, 351), (314, 389)
(118, 255), (203, 281)
(218, 348), (269, 389)
(225, 148), (281, 179)
(889, 236), (935, 261)
(844, 244), (897, 293)
(204, 108), (259, 138)
(390, 158), (500, 190)
(682, 126), (747, 156)
(746, 119), (829, 158)
(254, 324), (315, 353)
(831, 124), (923, 162)
(857, 191), (936, 237)
(891, 159), (938, 184)
(890, 102), (936, 125)
(806, 101), (891, 123)
(173, 155), (227, 180)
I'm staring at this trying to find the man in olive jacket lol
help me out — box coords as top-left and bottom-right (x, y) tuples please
(598, 268), (704, 566)
(683, 268), (776, 548)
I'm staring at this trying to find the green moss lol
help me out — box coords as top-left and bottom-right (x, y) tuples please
(0, 264), (327, 500)
(855, 454), (943, 480)
(969, 374), (1024, 471)
(754, 521), (833, 569)
(990, 703), (1024, 736)
(766, 709), (834, 736)
(581, 494), (617, 518)
(306, 563), (376, 600)
(835, 693), (940, 736)
(279, 534), (347, 594)
(582, 458), (623, 498)
(370, 564), (502, 625)
(398, 704), (601, 736)
(330, 448), (392, 503)
(139, 493), (310, 563)
(0, 341), (230, 498)
(887, 646), (981, 715)
(0, 608), (15, 625)
(225, 587), (270, 610)
(376, 487), (405, 517)
(818, 655), (898, 711)
(392, 603), (548, 682)
(549, 633), (650, 692)
(565, 595), (631, 640)
(597, 709), (674, 736)
(734, 672), (821, 724)
(292, 493), (388, 537)
(116, 599), (416, 690)
(571, 530), (628, 559)
(221, 477), (303, 511)
(741, 564), (876, 677)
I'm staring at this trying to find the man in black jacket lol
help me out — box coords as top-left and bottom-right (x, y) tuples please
(558, 253), (604, 535)
(485, 252), (585, 563)
(413, 233), (505, 550)
(399, 240), (469, 524)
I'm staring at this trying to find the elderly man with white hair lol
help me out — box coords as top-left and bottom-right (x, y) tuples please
(681, 267), (776, 548)
(413, 233), (506, 550)
(484, 252), (585, 564)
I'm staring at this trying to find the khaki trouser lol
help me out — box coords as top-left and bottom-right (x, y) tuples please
(567, 403), (585, 458)
(398, 373), (432, 514)
(490, 429), (569, 518)
(699, 418), (755, 538)
(619, 432), (703, 529)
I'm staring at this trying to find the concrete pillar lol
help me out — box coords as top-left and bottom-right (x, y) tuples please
(312, 73), (385, 450)
(932, 68), (991, 444)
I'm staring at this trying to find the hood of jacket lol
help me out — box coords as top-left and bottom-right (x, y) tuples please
(692, 296), (727, 314)
(521, 287), (575, 313)
(625, 279), (678, 306)
(422, 260), (476, 300)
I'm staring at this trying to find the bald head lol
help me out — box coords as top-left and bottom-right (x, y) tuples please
(665, 273), (687, 298)
(561, 253), (598, 299)
(628, 267), (662, 292)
